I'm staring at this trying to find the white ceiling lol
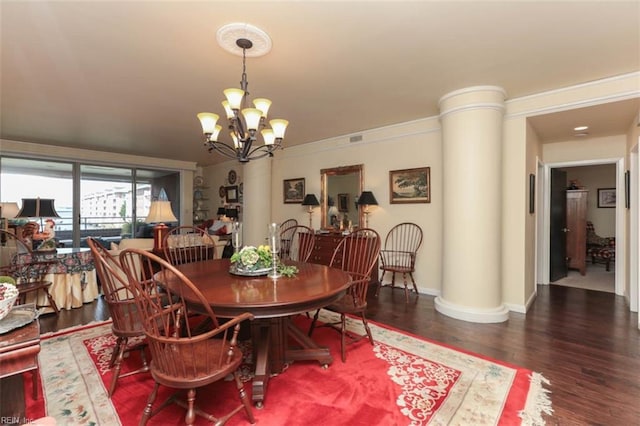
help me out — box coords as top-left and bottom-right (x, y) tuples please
(2, 1), (639, 166)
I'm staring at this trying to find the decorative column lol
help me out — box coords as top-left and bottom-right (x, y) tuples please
(435, 86), (509, 323)
(242, 158), (272, 247)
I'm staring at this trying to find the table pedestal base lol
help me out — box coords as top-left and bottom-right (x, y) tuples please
(250, 316), (333, 408)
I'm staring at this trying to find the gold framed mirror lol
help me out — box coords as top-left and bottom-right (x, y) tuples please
(320, 164), (363, 230)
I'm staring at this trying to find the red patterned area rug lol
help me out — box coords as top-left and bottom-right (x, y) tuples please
(26, 311), (552, 425)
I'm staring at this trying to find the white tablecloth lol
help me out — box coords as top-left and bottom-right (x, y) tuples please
(27, 248), (100, 311)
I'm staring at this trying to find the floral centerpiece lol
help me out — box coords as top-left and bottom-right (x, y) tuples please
(230, 245), (299, 277)
(0, 277), (19, 320)
(231, 245), (273, 273)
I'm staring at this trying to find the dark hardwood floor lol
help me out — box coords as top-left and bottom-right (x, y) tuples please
(10, 284), (640, 425)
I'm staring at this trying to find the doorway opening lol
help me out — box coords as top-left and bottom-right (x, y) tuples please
(539, 158), (624, 296)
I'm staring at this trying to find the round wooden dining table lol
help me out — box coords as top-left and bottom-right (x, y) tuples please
(166, 258), (352, 407)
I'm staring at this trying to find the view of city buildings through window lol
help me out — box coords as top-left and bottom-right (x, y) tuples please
(1, 157), (179, 246)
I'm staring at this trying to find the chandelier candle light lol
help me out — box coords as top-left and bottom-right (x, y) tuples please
(198, 23), (288, 163)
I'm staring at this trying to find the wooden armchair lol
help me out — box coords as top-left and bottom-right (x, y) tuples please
(119, 248), (255, 426)
(309, 229), (381, 362)
(377, 222), (423, 302)
(162, 225), (217, 266)
(278, 219), (298, 259)
(279, 224), (315, 262)
(0, 230), (59, 314)
(87, 237), (150, 397)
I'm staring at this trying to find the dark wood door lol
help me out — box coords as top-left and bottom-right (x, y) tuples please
(550, 169), (568, 282)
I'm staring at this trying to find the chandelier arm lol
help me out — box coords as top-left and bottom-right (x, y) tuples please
(245, 141), (282, 159)
(207, 141), (243, 158)
(240, 148), (272, 161)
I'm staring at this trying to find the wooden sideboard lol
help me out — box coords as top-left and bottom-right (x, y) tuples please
(306, 232), (379, 285)
(0, 311), (40, 409)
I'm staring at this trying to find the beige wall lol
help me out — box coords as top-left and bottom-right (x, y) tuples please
(525, 119), (542, 307)
(201, 162), (246, 221)
(269, 117), (444, 295)
(542, 135), (626, 163)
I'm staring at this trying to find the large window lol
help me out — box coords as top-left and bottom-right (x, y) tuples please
(1, 156), (180, 247)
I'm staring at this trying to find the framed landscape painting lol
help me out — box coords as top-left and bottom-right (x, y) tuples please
(389, 167), (430, 204)
(283, 178), (305, 204)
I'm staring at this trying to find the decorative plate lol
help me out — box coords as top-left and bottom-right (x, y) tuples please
(228, 170), (237, 184)
(194, 176), (204, 186)
(219, 186), (226, 198)
(229, 265), (271, 277)
(239, 182), (244, 195)
(0, 305), (38, 334)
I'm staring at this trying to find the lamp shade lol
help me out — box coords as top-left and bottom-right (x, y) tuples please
(225, 208), (239, 219)
(145, 201), (177, 223)
(0, 202), (20, 219)
(357, 191), (378, 206)
(16, 198), (60, 218)
(302, 194), (320, 206)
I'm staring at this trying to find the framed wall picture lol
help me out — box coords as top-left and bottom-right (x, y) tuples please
(283, 178), (305, 204)
(529, 173), (535, 214)
(389, 167), (431, 204)
(225, 185), (239, 203)
(625, 170), (630, 209)
(597, 188), (616, 208)
(338, 193), (349, 212)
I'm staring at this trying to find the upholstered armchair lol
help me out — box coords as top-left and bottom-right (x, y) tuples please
(586, 221), (615, 271)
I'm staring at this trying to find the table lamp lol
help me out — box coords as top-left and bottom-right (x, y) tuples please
(301, 194), (320, 229)
(217, 207), (227, 219)
(16, 198), (60, 220)
(356, 191), (378, 228)
(225, 208), (239, 222)
(145, 196), (178, 252)
(0, 202), (20, 230)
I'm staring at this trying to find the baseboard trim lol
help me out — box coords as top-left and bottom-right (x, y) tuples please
(434, 296), (509, 323)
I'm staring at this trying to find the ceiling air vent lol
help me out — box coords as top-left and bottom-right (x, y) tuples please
(349, 135), (363, 143)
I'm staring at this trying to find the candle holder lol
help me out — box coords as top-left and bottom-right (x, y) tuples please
(267, 222), (281, 279)
(231, 222), (242, 254)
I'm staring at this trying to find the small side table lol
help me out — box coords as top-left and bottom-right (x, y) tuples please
(0, 313), (41, 400)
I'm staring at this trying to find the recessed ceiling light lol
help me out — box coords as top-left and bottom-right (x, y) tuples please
(574, 125), (589, 131)
(574, 132), (589, 137)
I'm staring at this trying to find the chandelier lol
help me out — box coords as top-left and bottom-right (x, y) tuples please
(197, 24), (288, 163)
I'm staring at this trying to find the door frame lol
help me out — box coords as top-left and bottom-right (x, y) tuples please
(630, 144), (639, 316)
(539, 158), (625, 297)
